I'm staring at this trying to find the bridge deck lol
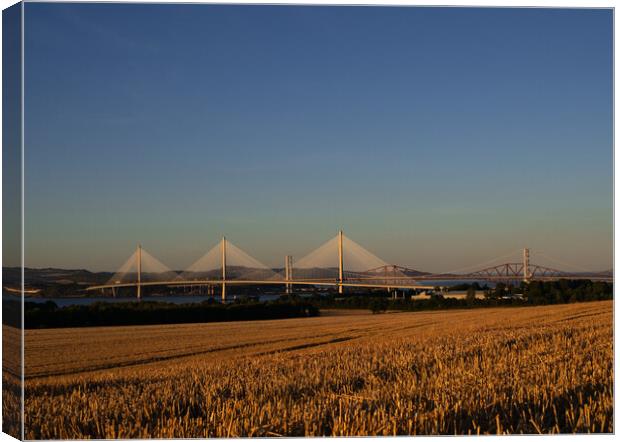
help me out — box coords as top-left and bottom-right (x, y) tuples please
(86, 280), (438, 291)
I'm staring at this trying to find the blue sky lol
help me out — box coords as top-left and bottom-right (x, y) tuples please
(23, 4), (612, 272)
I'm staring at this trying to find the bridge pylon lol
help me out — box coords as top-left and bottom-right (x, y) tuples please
(338, 230), (344, 294)
(523, 247), (530, 283)
(221, 236), (227, 302)
(285, 255), (293, 294)
(137, 244), (142, 301)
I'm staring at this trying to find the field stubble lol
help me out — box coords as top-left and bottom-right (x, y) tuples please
(24, 301), (613, 437)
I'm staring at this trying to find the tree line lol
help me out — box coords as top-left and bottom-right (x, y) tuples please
(3, 279), (612, 328)
(21, 299), (319, 329)
(309, 279), (613, 313)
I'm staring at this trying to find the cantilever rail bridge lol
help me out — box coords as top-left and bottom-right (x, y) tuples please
(86, 231), (613, 300)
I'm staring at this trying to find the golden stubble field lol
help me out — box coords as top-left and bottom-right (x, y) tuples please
(23, 301), (613, 438)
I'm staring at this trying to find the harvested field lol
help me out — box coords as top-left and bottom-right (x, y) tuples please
(24, 301), (613, 437)
(3, 325), (22, 439)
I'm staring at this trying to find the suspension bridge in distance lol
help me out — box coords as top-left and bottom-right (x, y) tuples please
(86, 231), (613, 301)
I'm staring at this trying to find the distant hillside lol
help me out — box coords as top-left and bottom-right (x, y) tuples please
(3, 267), (113, 286)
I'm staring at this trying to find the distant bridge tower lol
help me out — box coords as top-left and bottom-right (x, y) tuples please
(221, 236), (227, 302)
(285, 255), (293, 294)
(137, 244), (142, 301)
(523, 247), (530, 283)
(338, 230), (344, 294)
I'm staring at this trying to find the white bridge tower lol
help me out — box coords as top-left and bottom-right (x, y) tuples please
(523, 247), (530, 283)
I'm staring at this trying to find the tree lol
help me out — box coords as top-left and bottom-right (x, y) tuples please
(369, 298), (389, 314)
(494, 282), (506, 299)
(466, 286), (476, 304)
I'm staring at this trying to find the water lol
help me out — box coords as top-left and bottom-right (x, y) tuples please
(416, 279), (495, 288)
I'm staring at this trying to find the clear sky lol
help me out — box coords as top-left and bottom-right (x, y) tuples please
(23, 4), (612, 272)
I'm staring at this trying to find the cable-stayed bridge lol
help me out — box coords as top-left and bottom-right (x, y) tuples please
(86, 231), (613, 300)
